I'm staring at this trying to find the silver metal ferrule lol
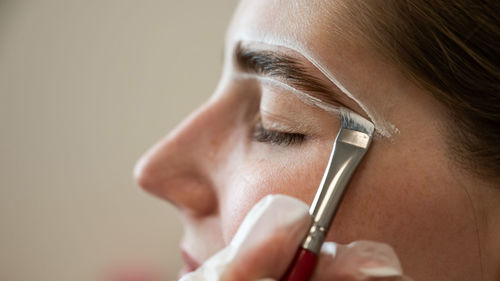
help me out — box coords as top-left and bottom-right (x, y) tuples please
(302, 128), (372, 254)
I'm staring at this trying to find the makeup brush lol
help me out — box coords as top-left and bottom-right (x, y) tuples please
(281, 108), (374, 281)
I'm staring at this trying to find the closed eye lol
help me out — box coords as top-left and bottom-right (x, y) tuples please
(252, 122), (305, 146)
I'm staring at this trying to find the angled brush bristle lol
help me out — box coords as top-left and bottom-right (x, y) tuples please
(340, 108), (374, 136)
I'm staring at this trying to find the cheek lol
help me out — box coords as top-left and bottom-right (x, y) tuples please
(218, 141), (329, 244)
(330, 141), (472, 239)
(327, 141), (479, 279)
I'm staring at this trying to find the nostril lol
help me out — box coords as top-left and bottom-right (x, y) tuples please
(169, 178), (218, 216)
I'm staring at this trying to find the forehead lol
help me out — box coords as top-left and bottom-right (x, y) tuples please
(226, 0), (341, 55)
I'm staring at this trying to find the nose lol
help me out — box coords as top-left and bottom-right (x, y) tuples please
(134, 99), (227, 216)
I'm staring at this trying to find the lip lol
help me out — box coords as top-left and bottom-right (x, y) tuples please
(178, 249), (201, 278)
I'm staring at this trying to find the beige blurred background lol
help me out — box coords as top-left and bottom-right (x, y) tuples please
(0, 1), (237, 280)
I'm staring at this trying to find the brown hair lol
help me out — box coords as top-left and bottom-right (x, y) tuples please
(345, 0), (500, 181)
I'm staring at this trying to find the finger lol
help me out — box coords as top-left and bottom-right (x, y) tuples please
(312, 241), (409, 281)
(220, 195), (311, 281)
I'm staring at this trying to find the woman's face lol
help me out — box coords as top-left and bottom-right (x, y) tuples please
(134, 0), (483, 280)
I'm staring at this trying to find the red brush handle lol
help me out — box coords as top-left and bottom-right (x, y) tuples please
(280, 247), (318, 281)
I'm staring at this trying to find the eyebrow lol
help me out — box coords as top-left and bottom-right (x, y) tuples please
(234, 43), (343, 107)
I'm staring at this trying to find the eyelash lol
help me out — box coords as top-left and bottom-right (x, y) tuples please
(252, 122), (305, 146)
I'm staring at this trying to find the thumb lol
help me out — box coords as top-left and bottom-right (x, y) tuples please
(220, 194), (312, 281)
(312, 241), (413, 281)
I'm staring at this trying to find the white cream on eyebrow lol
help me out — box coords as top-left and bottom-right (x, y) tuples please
(302, 53), (399, 138)
(234, 37), (399, 138)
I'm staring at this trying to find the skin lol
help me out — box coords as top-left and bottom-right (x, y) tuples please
(134, 1), (500, 280)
